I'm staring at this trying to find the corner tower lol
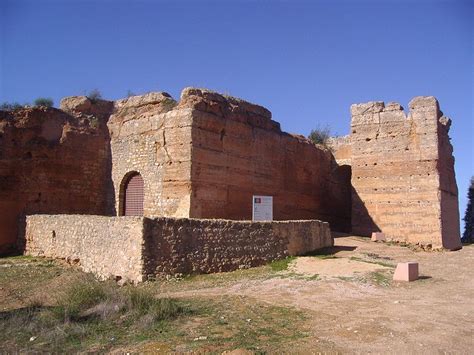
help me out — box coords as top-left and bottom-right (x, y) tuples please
(349, 96), (461, 250)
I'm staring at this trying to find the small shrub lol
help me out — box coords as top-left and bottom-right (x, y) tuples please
(126, 90), (136, 97)
(161, 97), (178, 112)
(308, 125), (331, 146)
(54, 280), (109, 321)
(0, 102), (24, 111)
(127, 288), (185, 321)
(53, 280), (185, 324)
(87, 89), (102, 103)
(0, 275), (191, 352)
(34, 97), (54, 107)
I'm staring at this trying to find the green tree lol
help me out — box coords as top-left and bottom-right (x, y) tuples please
(461, 176), (474, 243)
(34, 97), (54, 107)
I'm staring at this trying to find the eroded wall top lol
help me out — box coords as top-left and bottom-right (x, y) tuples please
(348, 96), (460, 249)
(0, 105), (111, 253)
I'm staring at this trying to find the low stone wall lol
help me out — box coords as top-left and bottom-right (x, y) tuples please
(143, 218), (332, 276)
(25, 215), (332, 282)
(25, 215), (145, 282)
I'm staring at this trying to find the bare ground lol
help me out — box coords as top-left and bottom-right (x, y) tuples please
(162, 236), (474, 354)
(1, 236), (473, 353)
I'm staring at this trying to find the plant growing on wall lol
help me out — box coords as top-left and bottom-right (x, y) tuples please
(87, 89), (102, 103)
(308, 125), (331, 146)
(461, 176), (474, 243)
(161, 97), (178, 112)
(34, 97), (54, 107)
(0, 102), (24, 111)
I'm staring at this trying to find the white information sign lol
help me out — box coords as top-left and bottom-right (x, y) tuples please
(252, 195), (273, 221)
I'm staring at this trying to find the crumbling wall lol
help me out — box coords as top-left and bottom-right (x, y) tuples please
(0, 102), (111, 254)
(107, 93), (192, 217)
(178, 88), (351, 230)
(349, 97), (461, 249)
(24, 214), (332, 282)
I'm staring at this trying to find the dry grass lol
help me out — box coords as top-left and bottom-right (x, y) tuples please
(0, 256), (308, 353)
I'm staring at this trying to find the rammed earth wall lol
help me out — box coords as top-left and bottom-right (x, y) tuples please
(106, 88), (351, 231)
(0, 103), (112, 254)
(182, 88), (350, 229)
(107, 93), (193, 218)
(25, 215), (332, 283)
(348, 97), (461, 250)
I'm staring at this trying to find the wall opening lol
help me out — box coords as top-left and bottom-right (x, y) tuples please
(119, 172), (144, 216)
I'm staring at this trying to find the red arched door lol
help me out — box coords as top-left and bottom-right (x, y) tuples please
(124, 174), (144, 216)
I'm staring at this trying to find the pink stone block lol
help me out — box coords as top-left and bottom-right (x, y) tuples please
(393, 262), (419, 282)
(371, 232), (386, 242)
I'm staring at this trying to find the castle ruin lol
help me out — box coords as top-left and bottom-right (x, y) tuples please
(0, 88), (461, 281)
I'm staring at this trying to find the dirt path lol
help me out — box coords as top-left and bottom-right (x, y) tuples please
(164, 237), (474, 353)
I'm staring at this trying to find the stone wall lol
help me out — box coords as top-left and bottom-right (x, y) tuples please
(143, 218), (332, 276)
(25, 215), (332, 282)
(348, 97), (461, 249)
(24, 215), (145, 282)
(107, 93), (193, 217)
(0, 103), (111, 254)
(179, 88), (351, 231)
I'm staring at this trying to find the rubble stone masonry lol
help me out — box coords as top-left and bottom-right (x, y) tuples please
(25, 215), (332, 282)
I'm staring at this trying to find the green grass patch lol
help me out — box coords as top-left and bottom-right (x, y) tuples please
(269, 256), (296, 272)
(369, 271), (391, 287)
(307, 274), (321, 281)
(336, 276), (357, 282)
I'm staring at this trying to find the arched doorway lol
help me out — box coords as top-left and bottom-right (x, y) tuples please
(120, 172), (144, 216)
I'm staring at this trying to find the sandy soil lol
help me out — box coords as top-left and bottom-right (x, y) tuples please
(165, 236), (474, 354)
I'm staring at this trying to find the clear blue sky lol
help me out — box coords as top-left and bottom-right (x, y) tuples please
(1, 0), (473, 228)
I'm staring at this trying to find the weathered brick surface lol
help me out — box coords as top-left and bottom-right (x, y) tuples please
(0, 105), (111, 254)
(347, 97), (461, 249)
(25, 215), (332, 282)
